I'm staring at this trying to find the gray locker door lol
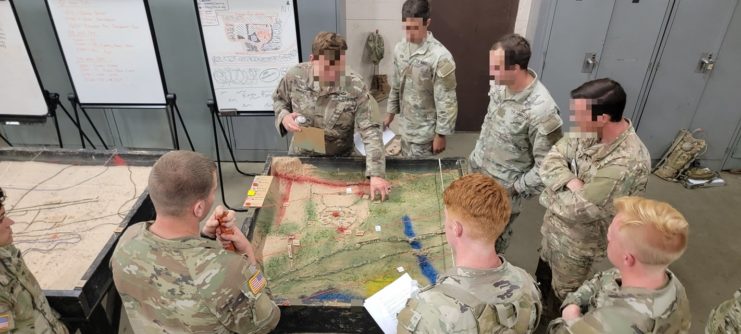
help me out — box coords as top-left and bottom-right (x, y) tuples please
(692, 1), (741, 170)
(297, 0), (343, 61)
(594, 0), (673, 120)
(539, 0), (615, 124)
(636, 0), (738, 160)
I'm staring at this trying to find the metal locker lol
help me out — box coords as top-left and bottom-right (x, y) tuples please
(538, 0), (615, 125)
(593, 0), (673, 121)
(636, 0), (738, 162)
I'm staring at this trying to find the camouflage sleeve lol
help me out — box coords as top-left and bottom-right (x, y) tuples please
(547, 306), (642, 334)
(273, 73), (293, 137)
(397, 291), (477, 333)
(433, 57), (458, 136)
(387, 50), (401, 115)
(706, 289), (741, 334)
(396, 298), (421, 334)
(514, 110), (563, 196)
(562, 271), (602, 310)
(203, 255), (280, 333)
(356, 92), (386, 178)
(539, 137), (577, 192)
(544, 165), (632, 222)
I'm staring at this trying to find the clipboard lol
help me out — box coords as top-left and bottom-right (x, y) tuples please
(292, 127), (326, 154)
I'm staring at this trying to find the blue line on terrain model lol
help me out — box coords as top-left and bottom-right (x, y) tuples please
(303, 289), (357, 303)
(402, 215), (438, 284)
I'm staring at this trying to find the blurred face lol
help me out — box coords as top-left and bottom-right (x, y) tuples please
(489, 48), (518, 85)
(403, 18), (428, 44)
(311, 52), (346, 84)
(569, 98), (609, 133)
(0, 203), (14, 247)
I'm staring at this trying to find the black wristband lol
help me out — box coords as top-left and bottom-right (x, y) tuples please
(200, 232), (216, 240)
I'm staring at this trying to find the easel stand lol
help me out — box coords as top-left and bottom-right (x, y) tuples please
(166, 94), (195, 151)
(0, 130), (11, 147)
(64, 94), (194, 151)
(207, 99), (256, 212)
(67, 94), (109, 150)
(45, 91), (96, 149)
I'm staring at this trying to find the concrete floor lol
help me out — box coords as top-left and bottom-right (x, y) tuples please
(120, 131), (741, 333)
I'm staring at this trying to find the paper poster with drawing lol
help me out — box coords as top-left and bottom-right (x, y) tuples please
(198, 0), (300, 112)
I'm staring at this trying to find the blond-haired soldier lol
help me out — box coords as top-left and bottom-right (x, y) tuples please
(548, 196), (691, 333)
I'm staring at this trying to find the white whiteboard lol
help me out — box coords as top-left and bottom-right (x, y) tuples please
(197, 0), (300, 112)
(0, 0), (48, 118)
(47, 0), (166, 105)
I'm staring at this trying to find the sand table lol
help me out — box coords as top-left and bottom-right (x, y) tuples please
(251, 157), (462, 303)
(1, 160), (150, 291)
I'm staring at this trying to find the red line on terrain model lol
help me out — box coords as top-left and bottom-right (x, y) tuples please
(275, 179), (294, 225)
(272, 171), (371, 188)
(272, 171), (371, 224)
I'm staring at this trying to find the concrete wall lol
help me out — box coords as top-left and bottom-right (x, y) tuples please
(345, 0), (404, 88)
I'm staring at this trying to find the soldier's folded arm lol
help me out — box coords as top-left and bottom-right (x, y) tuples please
(562, 272), (602, 313)
(540, 138), (577, 192)
(432, 56), (458, 136)
(204, 257), (280, 333)
(355, 92), (386, 178)
(273, 73), (294, 136)
(548, 166), (629, 222)
(548, 306), (639, 334)
(387, 51), (402, 115)
(515, 110), (563, 196)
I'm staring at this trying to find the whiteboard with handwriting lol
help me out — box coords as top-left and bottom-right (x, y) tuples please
(47, 0), (166, 105)
(197, 0), (300, 112)
(0, 0), (48, 118)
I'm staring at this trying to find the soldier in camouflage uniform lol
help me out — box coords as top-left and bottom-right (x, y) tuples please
(397, 174), (541, 333)
(706, 289), (741, 334)
(383, 0), (458, 157)
(111, 151), (279, 333)
(469, 34), (563, 254)
(537, 79), (651, 317)
(549, 196), (691, 333)
(274, 32), (391, 200)
(0, 187), (69, 334)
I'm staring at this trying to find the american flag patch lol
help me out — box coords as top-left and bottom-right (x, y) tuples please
(0, 312), (10, 330)
(248, 270), (266, 294)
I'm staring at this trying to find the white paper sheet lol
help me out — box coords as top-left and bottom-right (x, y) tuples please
(363, 273), (420, 334)
(355, 129), (396, 156)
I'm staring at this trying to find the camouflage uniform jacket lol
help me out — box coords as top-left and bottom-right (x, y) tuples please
(273, 62), (385, 177)
(398, 258), (542, 333)
(387, 32), (458, 144)
(111, 222), (279, 334)
(539, 121), (650, 256)
(0, 245), (68, 334)
(470, 71), (563, 197)
(706, 288), (741, 334)
(549, 268), (691, 333)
